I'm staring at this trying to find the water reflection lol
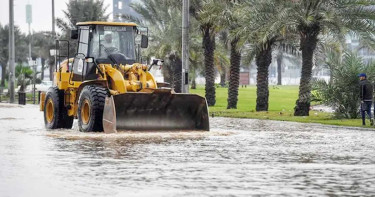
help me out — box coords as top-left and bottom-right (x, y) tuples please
(0, 104), (374, 196)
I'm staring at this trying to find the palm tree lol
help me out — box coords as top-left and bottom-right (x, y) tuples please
(215, 44), (230, 88)
(286, 0), (375, 116)
(194, 0), (226, 106)
(314, 52), (375, 119)
(15, 64), (33, 92)
(161, 0), (226, 105)
(0, 24), (28, 88)
(56, 0), (109, 54)
(227, 36), (242, 109)
(32, 31), (55, 80)
(275, 43), (301, 85)
(189, 33), (205, 89)
(57, 0), (109, 31)
(132, 0), (184, 92)
(276, 50), (283, 85)
(234, 0), (289, 111)
(218, 0), (244, 109)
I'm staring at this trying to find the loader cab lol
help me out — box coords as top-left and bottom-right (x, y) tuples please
(70, 22), (147, 81)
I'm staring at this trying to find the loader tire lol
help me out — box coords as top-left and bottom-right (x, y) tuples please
(77, 85), (107, 132)
(44, 87), (74, 129)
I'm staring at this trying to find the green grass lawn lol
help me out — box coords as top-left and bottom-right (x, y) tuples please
(190, 85), (370, 128)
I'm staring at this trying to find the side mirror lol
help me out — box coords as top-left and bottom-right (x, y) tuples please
(85, 57), (94, 63)
(148, 58), (163, 71)
(70, 29), (79, 39)
(151, 59), (164, 66)
(141, 35), (148, 48)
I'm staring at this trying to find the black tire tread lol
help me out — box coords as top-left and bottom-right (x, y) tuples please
(44, 87), (73, 129)
(78, 85), (107, 132)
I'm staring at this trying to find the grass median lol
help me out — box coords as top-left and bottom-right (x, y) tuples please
(190, 85), (370, 128)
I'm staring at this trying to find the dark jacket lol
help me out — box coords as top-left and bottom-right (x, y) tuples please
(359, 79), (373, 101)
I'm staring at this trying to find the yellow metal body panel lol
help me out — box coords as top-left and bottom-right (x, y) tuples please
(43, 59), (158, 117)
(42, 21), (210, 132)
(76, 21), (137, 27)
(104, 63), (157, 94)
(104, 65), (127, 94)
(65, 88), (78, 116)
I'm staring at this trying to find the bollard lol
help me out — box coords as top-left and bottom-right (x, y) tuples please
(18, 92), (26, 105)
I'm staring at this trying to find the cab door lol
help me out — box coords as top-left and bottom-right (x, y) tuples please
(72, 26), (90, 81)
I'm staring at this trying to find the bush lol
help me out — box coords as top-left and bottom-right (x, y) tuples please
(35, 78), (42, 84)
(313, 52), (375, 119)
(15, 64), (33, 92)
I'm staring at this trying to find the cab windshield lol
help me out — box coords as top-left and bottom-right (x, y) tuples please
(89, 25), (136, 62)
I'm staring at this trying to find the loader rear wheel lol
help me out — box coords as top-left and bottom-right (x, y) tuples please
(78, 85), (107, 132)
(44, 87), (74, 129)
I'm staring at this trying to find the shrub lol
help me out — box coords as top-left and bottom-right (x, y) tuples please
(313, 52), (375, 119)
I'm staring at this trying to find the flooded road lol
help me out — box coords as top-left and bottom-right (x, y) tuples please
(0, 104), (374, 196)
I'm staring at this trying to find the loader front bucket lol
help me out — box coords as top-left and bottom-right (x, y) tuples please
(102, 90), (209, 133)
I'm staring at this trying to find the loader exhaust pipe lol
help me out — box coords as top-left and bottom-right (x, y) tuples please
(102, 90), (209, 133)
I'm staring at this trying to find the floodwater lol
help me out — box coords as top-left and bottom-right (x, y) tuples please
(0, 104), (374, 197)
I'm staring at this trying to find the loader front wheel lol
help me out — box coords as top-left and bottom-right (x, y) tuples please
(78, 85), (107, 132)
(44, 87), (74, 129)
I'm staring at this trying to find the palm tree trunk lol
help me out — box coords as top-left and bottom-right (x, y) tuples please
(277, 51), (282, 85)
(256, 44), (273, 111)
(49, 58), (55, 81)
(173, 55), (182, 93)
(1, 62), (6, 87)
(162, 63), (173, 85)
(191, 67), (197, 89)
(220, 67), (226, 87)
(294, 28), (319, 116)
(227, 38), (241, 109)
(203, 26), (216, 106)
(191, 78), (196, 89)
(41, 58), (45, 80)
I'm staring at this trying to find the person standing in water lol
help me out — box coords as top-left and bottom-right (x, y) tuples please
(359, 73), (374, 126)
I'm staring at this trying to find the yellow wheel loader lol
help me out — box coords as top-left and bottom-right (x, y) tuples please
(40, 21), (209, 133)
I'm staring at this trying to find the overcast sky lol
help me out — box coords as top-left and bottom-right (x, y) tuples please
(0, 0), (113, 33)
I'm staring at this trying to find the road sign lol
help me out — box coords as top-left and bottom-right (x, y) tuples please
(26, 4), (32, 24)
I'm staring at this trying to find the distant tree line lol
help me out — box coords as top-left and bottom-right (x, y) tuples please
(3, 0), (375, 117)
(131, 0), (375, 116)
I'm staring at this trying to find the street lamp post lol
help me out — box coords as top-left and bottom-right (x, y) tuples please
(26, 3), (35, 103)
(52, 0), (55, 36)
(9, 0), (15, 103)
(182, 0), (190, 93)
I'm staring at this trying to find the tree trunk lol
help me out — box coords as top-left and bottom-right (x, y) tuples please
(203, 26), (216, 106)
(49, 58), (55, 81)
(1, 62), (6, 87)
(41, 58), (45, 80)
(171, 54), (182, 93)
(191, 77), (196, 89)
(227, 38), (241, 109)
(294, 26), (320, 116)
(220, 65), (226, 87)
(162, 62), (173, 85)
(190, 67), (197, 89)
(256, 44), (273, 111)
(277, 51), (282, 85)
